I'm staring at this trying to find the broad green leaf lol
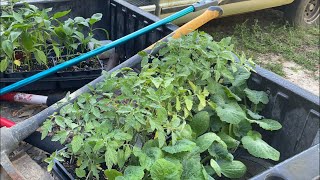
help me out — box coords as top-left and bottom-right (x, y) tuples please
(123, 166), (144, 180)
(182, 156), (206, 180)
(241, 131), (280, 161)
(184, 96), (193, 111)
(216, 103), (246, 124)
(197, 94), (206, 111)
(54, 116), (65, 128)
(232, 66), (251, 87)
(2, 40), (13, 57)
(53, 46), (60, 58)
(139, 147), (163, 170)
(75, 168), (86, 178)
(220, 160), (247, 178)
(93, 140), (105, 151)
(13, 12), (23, 23)
(89, 13), (102, 25)
(223, 86), (241, 101)
(0, 59), (8, 72)
(116, 106), (133, 113)
(41, 120), (52, 140)
(114, 131), (132, 141)
(150, 158), (183, 180)
(156, 130), (166, 148)
(210, 159), (221, 177)
(208, 142), (230, 160)
(196, 132), (221, 153)
(91, 107), (101, 118)
(10, 31), (22, 42)
(73, 31), (85, 42)
(34, 49), (47, 64)
(105, 146), (118, 168)
(151, 77), (163, 88)
(53, 10), (71, 19)
(189, 111), (210, 136)
(221, 68), (234, 80)
(163, 77), (174, 88)
(21, 32), (33, 51)
(249, 119), (282, 131)
(162, 139), (196, 154)
(71, 135), (83, 153)
(233, 119), (252, 137)
(104, 169), (123, 180)
(244, 88), (269, 105)
(156, 107), (167, 123)
(188, 80), (198, 93)
(217, 132), (240, 150)
(247, 109), (264, 119)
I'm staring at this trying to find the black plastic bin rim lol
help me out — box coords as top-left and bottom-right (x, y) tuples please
(255, 66), (319, 106)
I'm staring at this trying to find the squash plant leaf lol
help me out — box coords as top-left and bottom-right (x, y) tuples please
(196, 132), (221, 153)
(210, 159), (222, 177)
(189, 111), (210, 136)
(216, 103), (246, 124)
(182, 156), (206, 180)
(220, 160), (247, 178)
(241, 131), (280, 161)
(162, 139), (196, 154)
(121, 166), (144, 180)
(247, 109), (264, 119)
(150, 158), (183, 180)
(244, 88), (269, 105)
(232, 66), (251, 87)
(104, 169), (123, 180)
(249, 119), (282, 131)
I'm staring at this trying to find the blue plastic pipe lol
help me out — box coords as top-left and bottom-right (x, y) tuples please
(0, 6), (195, 95)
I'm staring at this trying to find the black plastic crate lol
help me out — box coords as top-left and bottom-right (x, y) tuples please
(13, 0), (319, 179)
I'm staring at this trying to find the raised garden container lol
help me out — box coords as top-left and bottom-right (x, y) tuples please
(18, 0), (319, 179)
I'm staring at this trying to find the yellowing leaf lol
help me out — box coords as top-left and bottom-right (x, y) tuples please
(13, 60), (21, 66)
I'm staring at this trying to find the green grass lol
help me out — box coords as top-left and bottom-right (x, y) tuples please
(232, 20), (319, 72)
(200, 10), (320, 77)
(264, 62), (285, 76)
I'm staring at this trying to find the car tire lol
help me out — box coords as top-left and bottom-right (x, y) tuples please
(284, 0), (319, 27)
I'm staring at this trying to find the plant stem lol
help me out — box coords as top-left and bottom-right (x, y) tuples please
(85, 170), (92, 180)
(253, 104), (257, 113)
(229, 123), (233, 137)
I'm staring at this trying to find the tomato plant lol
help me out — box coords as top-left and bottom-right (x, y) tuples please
(42, 32), (282, 179)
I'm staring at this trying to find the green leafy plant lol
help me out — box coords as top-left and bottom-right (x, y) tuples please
(41, 32), (282, 179)
(0, 2), (105, 72)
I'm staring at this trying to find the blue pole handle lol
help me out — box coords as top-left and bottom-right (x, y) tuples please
(0, 6), (195, 95)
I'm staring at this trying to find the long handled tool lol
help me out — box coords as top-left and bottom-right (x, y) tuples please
(0, 0), (218, 95)
(0, 3), (223, 179)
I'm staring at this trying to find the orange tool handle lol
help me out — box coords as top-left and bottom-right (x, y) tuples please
(172, 6), (222, 39)
(148, 6), (223, 50)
